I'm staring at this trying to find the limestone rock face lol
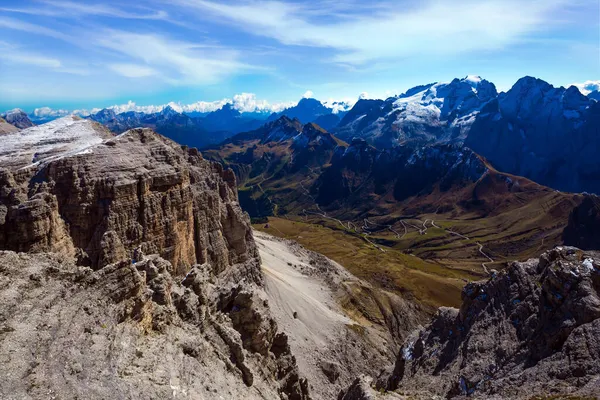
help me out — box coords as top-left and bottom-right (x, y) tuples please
(0, 119), (309, 399)
(0, 251), (308, 400)
(0, 121), (257, 275)
(380, 246), (600, 399)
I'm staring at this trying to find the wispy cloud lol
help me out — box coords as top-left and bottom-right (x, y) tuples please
(108, 63), (157, 78)
(0, 41), (90, 75)
(96, 30), (264, 84)
(3, 52), (62, 68)
(0, 16), (72, 41)
(174, 0), (570, 64)
(1, 1), (169, 20)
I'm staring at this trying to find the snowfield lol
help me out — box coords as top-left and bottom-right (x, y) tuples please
(0, 116), (113, 170)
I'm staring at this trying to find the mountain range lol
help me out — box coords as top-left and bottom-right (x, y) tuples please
(77, 98), (349, 149)
(8, 74), (597, 195)
(1, 110), (599, 399)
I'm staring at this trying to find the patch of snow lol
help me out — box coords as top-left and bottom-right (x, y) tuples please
(402, 341), (415, 360)
(465, 75), (482, 85)
(582, 258), (595, 272)
(0, 116), (108, 170)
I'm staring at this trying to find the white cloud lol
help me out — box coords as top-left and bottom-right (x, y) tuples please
(178, 0), (567, 64)
(571, 80), (600, 95)
(0, 43), (90, 75)
(33, 107), (71, 118)
(1, 1), (169, 20)
(358, 92), (369, 100)
(28, 93), (297, 119)
(96, 30), (261, 85)
(0, 16), (72, 41)
(302, 90), (314, 99)
(108, 63), (157, 78)
(3, 52), (61, 68)
(231, 93), (293, 113)
(39, 1), (169, 20)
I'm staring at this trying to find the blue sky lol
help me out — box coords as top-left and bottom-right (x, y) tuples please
(0, 0), (598, 115)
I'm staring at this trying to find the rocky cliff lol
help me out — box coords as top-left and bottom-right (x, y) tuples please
(0, 117), (309, 399)
(379, 246), (600, 398)
(0, 117), (256, 273)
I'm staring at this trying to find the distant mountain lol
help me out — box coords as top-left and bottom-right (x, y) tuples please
(332, 75), (600, 194)
(88, 103), (267, 149)
(1, 109), (34, 129)
(465, 76), (599, 193)
(588, 90), (600, 101)
(335, 76), (498, 148)
(267, 98), (350, 130)
(268, 98), (331, 123)
(201, 104), (264, 133)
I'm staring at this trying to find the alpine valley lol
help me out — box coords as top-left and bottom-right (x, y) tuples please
(2, 75), (600, 400)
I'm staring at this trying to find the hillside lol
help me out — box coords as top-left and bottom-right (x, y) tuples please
(203, 116), (347, 218)
(208, 118), (583, 286)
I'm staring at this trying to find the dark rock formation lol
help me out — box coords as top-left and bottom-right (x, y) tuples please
(563, 194), (600, 250)
(379, 246), (600, 398)
(337, 376), (375, 400)
(1, 108), (34, 129)
(466, 77), (600, 194)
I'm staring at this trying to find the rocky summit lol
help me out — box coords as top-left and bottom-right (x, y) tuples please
(0, 118), (309, 399)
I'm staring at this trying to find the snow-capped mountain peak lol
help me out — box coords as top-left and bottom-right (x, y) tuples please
(464, 75), (483, 88)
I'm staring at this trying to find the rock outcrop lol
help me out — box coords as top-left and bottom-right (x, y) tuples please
(379, 246), (600, 398)
(0, 250), (308, 399)
(0, 118), (309, 399)
(0, 117), (19, 134)
(1, 108), (34, 129)
(0, 118), (256, 273)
